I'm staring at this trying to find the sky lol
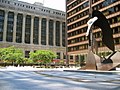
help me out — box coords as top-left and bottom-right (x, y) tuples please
(19, 0), (66, 11)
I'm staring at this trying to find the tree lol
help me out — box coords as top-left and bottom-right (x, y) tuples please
(24, 58), (33, 64)
(30, 50), (57, 64)
(0, 46), (24, 65)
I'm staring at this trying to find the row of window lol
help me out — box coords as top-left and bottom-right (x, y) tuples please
(0, 10), (66, 46)
(67, 0), (88, 11)
(0, 0), (65, 16)
(108, 15), (120, 24)
(0, 0), (10, 4)
(67, 1), (89, 17)
(68, 36), (88, 45)
(68, 27), (87, 37)
(68, 44), (88, 52)
(68, 13), (120, 32)
(68, 37), (120, 52)
(67, 0), (113, 11)
(68, 18), (88, 30)
(67, 10), (89, 24)
(69, 51), (114, 61)
(68, 14), (120, 38)
(68, 26), (120, 45)
(67, 1), (119, 24)
(103, 5), (120, 16)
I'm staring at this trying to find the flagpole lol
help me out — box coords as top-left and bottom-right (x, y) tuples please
(43, 0), (44, 5)
(65, 0), (69, 67)
(88, 0), (93, 51)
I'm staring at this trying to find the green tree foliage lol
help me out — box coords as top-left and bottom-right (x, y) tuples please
(0, 46), (24, 64)
(24, 58), (33, 64)
(30, 50), (57, 64)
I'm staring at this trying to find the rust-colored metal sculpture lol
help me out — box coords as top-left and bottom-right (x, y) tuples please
(82, 0), (120, 71)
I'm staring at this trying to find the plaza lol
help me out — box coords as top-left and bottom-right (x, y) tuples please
(0, 67), (120, 90)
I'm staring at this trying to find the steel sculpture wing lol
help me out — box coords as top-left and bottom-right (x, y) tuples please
(86, 17), (98, 36)
(92, 10), (115, 51)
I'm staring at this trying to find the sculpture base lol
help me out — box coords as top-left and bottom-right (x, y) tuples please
(81, 51), (120, 71)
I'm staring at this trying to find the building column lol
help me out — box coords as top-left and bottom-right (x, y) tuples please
(60, 52), (63, 60)
(46, 18), (49, 45)
(3, 10), (8, 42)
(30, 15), (34, 44)
(13, 12), (17, 43)
(22, 14), (26, 44)
(39, 17), (41, 45)
(53, 20), (56, 46)
(60, 21), (63, 47)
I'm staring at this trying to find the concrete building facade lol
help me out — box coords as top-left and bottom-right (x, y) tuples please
(66, 0), (120, 64)
(0, 0), (66, 61)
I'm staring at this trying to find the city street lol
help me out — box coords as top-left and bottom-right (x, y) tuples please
(0, 69), (120, 90)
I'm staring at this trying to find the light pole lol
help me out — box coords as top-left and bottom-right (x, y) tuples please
(65, 0), (69, 67)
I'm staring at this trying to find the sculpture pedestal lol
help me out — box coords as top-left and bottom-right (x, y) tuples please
(81, 51), (120, 71)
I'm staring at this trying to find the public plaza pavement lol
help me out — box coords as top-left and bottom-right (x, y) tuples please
(0, 66), (120, 90)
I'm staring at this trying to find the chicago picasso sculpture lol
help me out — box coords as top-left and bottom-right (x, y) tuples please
(83, 10), (120, 71)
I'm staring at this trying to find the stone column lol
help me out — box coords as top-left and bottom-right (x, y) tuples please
(53, 20), (56, 46)
(22, 14), (26, 43)
(39, 17), (41, 45)
(46, 18), (49, 45)
(60, 21), (62, 47)
(30, 15), (34, 44)
(3, 10), (8, 42)
(61, 52), (63, 60)
(13, 12), (17, 43)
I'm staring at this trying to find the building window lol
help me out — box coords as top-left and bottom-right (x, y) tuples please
(63, 53), (66, 59)
(57, 52), (60, 59)
(114, 38), (120, 45)
(49, 19), (53, 46)
(25, 15), (31, 44)
(70, 55), (73, 59)
(117, 15), (120, 22)
(25, 51), (30, 58)
(62, 22), (65, 47)
(0, 10), (4, 41)
(16, 13), (23, 43)
(6, 12), (14, 42)
(33, 17), (39, 44)
(41, 18), (46, 45)
(56, 21), (60, 46)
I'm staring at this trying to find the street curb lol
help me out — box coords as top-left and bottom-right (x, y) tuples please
(64, 70), (120, 75)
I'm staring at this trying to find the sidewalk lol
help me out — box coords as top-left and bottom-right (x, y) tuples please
(0, 66), (80, 71)
(0, 66), (120, 75)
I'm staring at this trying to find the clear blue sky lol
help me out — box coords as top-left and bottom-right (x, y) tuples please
(19, 0), (66, 11)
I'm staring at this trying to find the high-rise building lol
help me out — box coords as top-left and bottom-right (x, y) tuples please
(0, 0), (66, 61)
(66, 0), (120, 64)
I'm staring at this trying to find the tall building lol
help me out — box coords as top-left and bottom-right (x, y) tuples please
(66, 0), (120, 64)
(0, 0), (66, 61)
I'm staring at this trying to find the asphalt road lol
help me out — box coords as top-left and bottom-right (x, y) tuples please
(0, 71), (120, 90)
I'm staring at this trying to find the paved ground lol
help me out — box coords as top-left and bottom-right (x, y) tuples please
(0, 67), (120, 90)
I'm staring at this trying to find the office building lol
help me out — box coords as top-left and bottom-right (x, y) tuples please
(0, 0), (66, 61)
(66, 0), (120, 64)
